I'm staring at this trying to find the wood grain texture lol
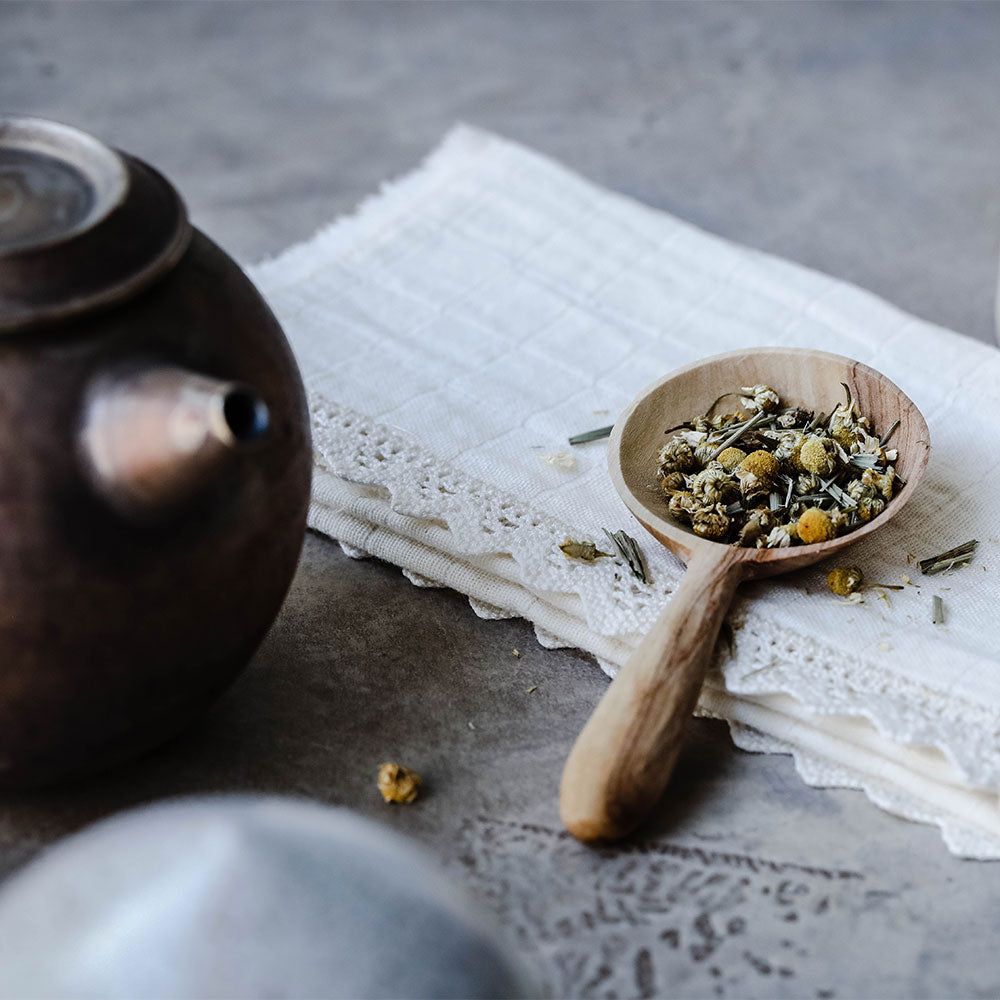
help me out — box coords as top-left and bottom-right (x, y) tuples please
(561, 550), (742, 842)
(560, 347), (930, 842)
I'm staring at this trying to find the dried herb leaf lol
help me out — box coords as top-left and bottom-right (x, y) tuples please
(708, 410), (770, 461)
(603, 528), (651, 584)
(919, 540), (978, 575)
(932, 594), (945, 625)
(559, 538), (613, 562)
(879, 419), (901, 447)
(568, 425), (614, 446)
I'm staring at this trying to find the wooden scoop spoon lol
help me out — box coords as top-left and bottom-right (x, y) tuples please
(560, 347), (930, 842)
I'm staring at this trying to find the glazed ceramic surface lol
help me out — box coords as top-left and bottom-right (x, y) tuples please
(0, 116), (311, 785)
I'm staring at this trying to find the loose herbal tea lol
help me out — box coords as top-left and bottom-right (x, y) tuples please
(825, 566), (904, 598)
(377, 762), (422, 804)
(919, 539), (978, 575)
(656, 383), (900, 547)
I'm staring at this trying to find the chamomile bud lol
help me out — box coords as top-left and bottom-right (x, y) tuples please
(736, 450), (780, 494)
(857, 495), (886, 522)
(740, 384), (781, 414)
(827, 566), (864, 596)
(716, 446), (747, 472)
(660, 471), (687, 496)
(797, 507), (835, 544)
(765, 524), (797, 548)
(796, 436), (837, 476)
(691, 504), (731, 540)
(668, 491), (698, 523)
(657, 438), (699, 474)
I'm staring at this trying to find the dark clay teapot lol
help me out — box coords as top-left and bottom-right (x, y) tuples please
(0, 116), (311, 785)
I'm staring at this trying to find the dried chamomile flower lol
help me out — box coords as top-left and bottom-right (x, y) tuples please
(716, 446), (747, 472)
(797, 507), (835, 544)
(828, 383), (867, 449)
(777, 407), (812, 429)
(861, 467), (896, 501)
(689, 466), (739, 505)
(829, 508), (853, 534)
(693, 443), (717, 466)
(738, 508), (778, 547)
(853, 430), (885, 457)
(847, 479), (870, 501)
(796, 472), (822, 495)
(692, 504), (730, 540)
(736, 450), (780, 494)
(857, 494), (886, 522)
(740, 384), (781, 414)
(763, 524), (798, 548)
(653, 381), (898, 546)
(795, 436), (837, 476)
(772, 429), (805, 462)
(845, 480), (884, 521)
(660, 471), (687, 496)
(668, 491), (699, 523)
(378, 762), (422, 804)
(827, 566), (864, 596)
(658, 439), (698, 474)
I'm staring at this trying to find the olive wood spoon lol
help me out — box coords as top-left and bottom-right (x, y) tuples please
(560, 347), (930, 843)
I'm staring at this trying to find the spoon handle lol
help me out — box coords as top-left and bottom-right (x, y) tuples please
(560, 551), (743, 842)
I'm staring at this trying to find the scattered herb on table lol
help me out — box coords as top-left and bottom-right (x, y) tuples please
(538, 450), (578, 471)
(603, 528), (651, 584)
(932, 595), (945, 625)
(568, 425), (614, 446)
(377, 762), (422, 804)
(559, 538), (613, 562)
(919, 540), (978, 575)
(827, 566), (864, 596)
(826, 566), (905, 598)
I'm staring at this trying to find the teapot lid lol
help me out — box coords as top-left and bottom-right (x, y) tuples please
(0, 116), (191, 334)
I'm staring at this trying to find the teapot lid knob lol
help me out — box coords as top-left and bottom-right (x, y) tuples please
(0, 115), (190, 334)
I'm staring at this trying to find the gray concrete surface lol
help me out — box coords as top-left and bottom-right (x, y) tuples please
(3, 3), (1000, 997)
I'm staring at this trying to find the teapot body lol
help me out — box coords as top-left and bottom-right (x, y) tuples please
(0, 139), (311, 784)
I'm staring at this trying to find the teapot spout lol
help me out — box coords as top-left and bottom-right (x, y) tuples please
(81, 366), (270, 517)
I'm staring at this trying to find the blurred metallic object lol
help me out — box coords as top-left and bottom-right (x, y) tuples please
(0, 796), (536, 999)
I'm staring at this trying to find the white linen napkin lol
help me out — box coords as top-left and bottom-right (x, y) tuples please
(251, 126), (1000, 858)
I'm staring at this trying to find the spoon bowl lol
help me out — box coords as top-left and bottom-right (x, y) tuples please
(560, 346), (930, 841)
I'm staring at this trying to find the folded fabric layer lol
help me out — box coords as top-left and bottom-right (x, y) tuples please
(251, 125), (1000, 858)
